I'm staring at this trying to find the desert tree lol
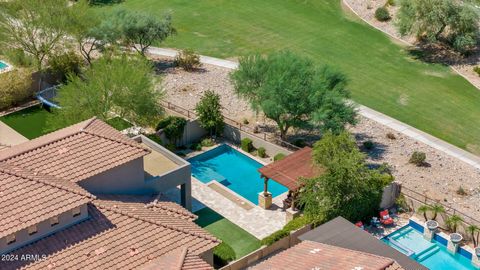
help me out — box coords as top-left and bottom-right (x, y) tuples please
(231, 51), (356, 140)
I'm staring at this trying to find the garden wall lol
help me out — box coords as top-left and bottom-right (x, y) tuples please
(163, 107), (293, 157)
(402, 188), (479, 241)
(220, 225), (311, 270)
(380, 181), (401, 209)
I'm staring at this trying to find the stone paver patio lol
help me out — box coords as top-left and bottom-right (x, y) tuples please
(159, 178), (288, 239)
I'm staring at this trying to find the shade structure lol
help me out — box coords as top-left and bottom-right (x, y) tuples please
(258, 147), (323, 191)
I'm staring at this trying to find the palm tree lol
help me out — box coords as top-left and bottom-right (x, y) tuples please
(430, 204), (445, 221)
(466, 225), (480, 247)
(417, 205), (431, 221)
(446, 215), (463, 233)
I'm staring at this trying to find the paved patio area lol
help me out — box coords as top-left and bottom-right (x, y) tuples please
(159, 178), (288, 239)
(0, 120), (28, 147)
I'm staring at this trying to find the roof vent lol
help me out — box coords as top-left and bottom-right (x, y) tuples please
(352, 267), (364, 270)
(129, 247), (139, 256)
(309, 248), (321, 254)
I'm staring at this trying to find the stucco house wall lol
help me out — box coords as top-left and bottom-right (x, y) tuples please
(78, 158), (147, 194)
(0, 204), (89, 254)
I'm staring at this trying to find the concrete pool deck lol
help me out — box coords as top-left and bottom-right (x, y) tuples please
(159, 178), (288, 239)
(0, 120), (28, 147)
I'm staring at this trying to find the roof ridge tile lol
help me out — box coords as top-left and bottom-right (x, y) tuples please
(94, 201), (220, 244)
(0, 164), (94, 199)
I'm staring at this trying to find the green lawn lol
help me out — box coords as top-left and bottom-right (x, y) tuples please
(0, 105), (53, 139)
(0, 105), (132, 139)
(195, 207), (261, 258)
(96, 0), (480, 154)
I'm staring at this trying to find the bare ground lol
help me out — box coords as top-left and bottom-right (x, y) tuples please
(158, 60), (480, 220)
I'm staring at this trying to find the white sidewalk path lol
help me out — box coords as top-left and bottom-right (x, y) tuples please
(148, 46), (480, 170)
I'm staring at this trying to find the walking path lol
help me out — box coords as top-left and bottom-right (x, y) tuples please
(147, 46), (480, 170)
(0, 120), (28, 147)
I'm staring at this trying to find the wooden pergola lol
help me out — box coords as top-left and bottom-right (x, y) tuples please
(258, 147), (323, 210)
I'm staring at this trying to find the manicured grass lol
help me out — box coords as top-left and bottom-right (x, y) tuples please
(0, 105), (53, 139)
(96, 0), (480, 154)
(195, 207), (261, 258)
(106, 117), (133, 131)
(0, 106), (133, 139)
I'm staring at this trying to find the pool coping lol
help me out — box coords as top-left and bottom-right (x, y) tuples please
(383, 217), (477, 263)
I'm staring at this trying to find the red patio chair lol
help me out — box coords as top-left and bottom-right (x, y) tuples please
(355, 221), (364, 229)
(379, 210), (394, 226)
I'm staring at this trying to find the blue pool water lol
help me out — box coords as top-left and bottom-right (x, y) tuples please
(0, 61), (8, 70)
(383, 226), (476, 270)
(189, 144), (288, 204)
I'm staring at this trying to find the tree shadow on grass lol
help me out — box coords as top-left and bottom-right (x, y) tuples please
(406, 41), (479, 66)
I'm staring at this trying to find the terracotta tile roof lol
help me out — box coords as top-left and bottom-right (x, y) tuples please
(141, 247), (213, 270)
(249, 241), (400, 270)
(0, 163), (94, 238)
(0, 143), (10, 152)
(258, 147), (323, 191)
(0, 118), (150, 183)
(4, 196), (220, 270)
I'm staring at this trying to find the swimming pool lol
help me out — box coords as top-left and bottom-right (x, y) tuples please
(383, 224), (476, 270)
(189, 144), (288, 204)
(0, 61), (9, 71)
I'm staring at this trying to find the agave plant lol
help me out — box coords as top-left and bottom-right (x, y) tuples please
(466, 224), (480, 247)
(446, 215), (463, 233)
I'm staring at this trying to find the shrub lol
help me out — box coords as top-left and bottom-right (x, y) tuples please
(474, 66), (480, 77)
(257, 147), (267, 158)
(375, 6), (391, 22)
(174, 49), (201, 71)
(386, 132), (396, 140)
(241, 138), (253, 152)
(146, 134), (163, 145)
(165, 143), (176, 152)
(242, 118), (249, 125)
(457, 186), (467, 196)
(201, 138), (215, 147)
(0, 69), (33, 110)
(274, 153), (286, 161)
(48, 51), (83, 83)
(156, 116), (187, 144)
(363, 140), (375, 150)
(4, 48), (34, 68)
(190, 143), (202, 151)
(409, 151), (426, 166)
(213, 242), (236, 267)
(261, 216), (311, 246)
(386, 0), (395, 6)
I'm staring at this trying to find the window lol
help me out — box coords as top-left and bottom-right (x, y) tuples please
(6, 234), (15, 245)
(72, 207), (81, 217)
(27, 225), (37, 235)
(50, 216), (59, 227)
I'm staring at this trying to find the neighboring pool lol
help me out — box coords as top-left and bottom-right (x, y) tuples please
(0, 61), (9, 71)
(189, 144), (288, 204)
(383, 225), (476, 270)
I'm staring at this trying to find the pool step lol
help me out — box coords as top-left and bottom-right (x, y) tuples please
(415, 245), (440, 262)
(389, 227), (414, 240)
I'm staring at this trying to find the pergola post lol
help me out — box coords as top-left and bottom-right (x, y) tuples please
(259, 175), (272, 209)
